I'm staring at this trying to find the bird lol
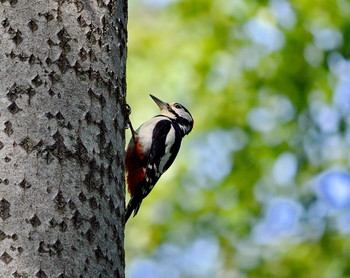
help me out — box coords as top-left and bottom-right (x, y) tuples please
(125, 94), (194, 223)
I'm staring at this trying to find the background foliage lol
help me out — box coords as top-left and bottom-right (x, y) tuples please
(125, 0), (350, 277)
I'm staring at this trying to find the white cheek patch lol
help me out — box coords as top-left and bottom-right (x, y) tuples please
(162, 110), (176, 119)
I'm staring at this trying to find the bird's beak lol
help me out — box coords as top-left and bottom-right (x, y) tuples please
(150, 94), (169, 111)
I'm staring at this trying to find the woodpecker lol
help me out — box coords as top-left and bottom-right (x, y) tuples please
(125, 95), (194, 223)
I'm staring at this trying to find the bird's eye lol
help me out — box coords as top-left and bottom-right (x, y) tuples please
(174, 104), (182, 109)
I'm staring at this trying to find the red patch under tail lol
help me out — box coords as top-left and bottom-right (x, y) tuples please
(125, 140), (146, 197)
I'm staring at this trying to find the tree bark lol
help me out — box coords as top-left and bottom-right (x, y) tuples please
(0, 0), (127, 277)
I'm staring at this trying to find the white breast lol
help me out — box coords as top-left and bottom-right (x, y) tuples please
(136, 117), (172, 156)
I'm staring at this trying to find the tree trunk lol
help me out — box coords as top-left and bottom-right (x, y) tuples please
(0, 0), (127, 277)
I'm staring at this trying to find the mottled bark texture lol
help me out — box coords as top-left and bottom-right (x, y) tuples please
(0, 0), (127, 277)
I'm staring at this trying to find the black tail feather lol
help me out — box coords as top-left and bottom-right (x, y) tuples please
(125, 196), (142, 223)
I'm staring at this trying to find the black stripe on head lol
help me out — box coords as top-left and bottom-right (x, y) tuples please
(170, 104), (193, 121)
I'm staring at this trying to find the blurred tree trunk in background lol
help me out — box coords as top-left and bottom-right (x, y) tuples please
(0, 0), (127, 277)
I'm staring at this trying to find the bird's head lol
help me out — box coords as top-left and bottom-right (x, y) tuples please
(150, 94), (194, 135)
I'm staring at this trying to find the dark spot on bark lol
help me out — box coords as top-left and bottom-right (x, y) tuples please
(94, 246), (103, 261)
(38, 241), (47, 254)
(74, 137), (89, 165)
(13, 270), (30, 278)
(59, 220), (67, 232)
(0, 141), (4, 150)
(97, 120), (107, 148)
(74, 0), (84, 12)
(84, 259), (89, 272)
(31, 74), (43, 87)
(0, 230), (7, 241)
(4, 156), (11, 162)
(66, 122), (72, 129)
(39, 240), (63, 257)
(18, 52), (29, 61)
(0, 199), (11, 220)
(0, 252), (13, 264)
(71, 210), (83, 229)
(47, 38), (56, 47)
(28, 54), (36, 65)
(8, 102), (21, 114)
(89, 215), (100, 231)
(36, 269), (48, 278)
(107, 165), (113, 182)
(101, 16), (109, 33)
(28, 20), (38, 32)
(88, 49), (96, 62)
(79, 47), (87, 61)
(104, 142), (114, 162)
(2, 18), (9, 28)
(6, 84), (35, 104)
(49, 218), (58, 228)
(88, 88), (95, 98)
(68, 199), (76, 210)
(89, 197), (98, 210)
(86, 30), (96, 44)
(48, 89), (55, 96)
(29, 214), (41, 227)
(85, 228), (94, 243)
(108, 197), (115, 212)
(45, 112), (54, 120)
(19, 136), (36, 154)
(96, 0), (105, 7)
(49, 70), (60, 83)
(84, 111), (93, 124)
(4, 121), (13, 136)
(8, 26), (16, 35)
(54, 191), (67, 211)
(12, 30), (23, 46)
(39, 12), (54, 22)
(84, 159), (98, 192)
(45, 57), (52, 66)
(56, 111), (64, 120)
(105, 43), (111, 53)
(99, 94), (106, 107)
(11, 234), (18, 241)
(6, 87), (18, 102)
(77, 15), (86, 27)
(57, 28), (71, 52)
(9, 0), (18, 6)
(46, 131), (72, 160)
(52, 239), (63, 256)
(55, 53), (71, 74)
(73, 61), (83, 76)
(26, 86), (36, 103)
(79, 192), (87, 202)
(19, 178), (32, 189)
(6, 50), (16, 59)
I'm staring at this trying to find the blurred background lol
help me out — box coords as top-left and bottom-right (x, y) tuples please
(125, 0), (350, 277)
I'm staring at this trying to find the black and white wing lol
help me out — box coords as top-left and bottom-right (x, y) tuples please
(141, 119), (182, 198)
